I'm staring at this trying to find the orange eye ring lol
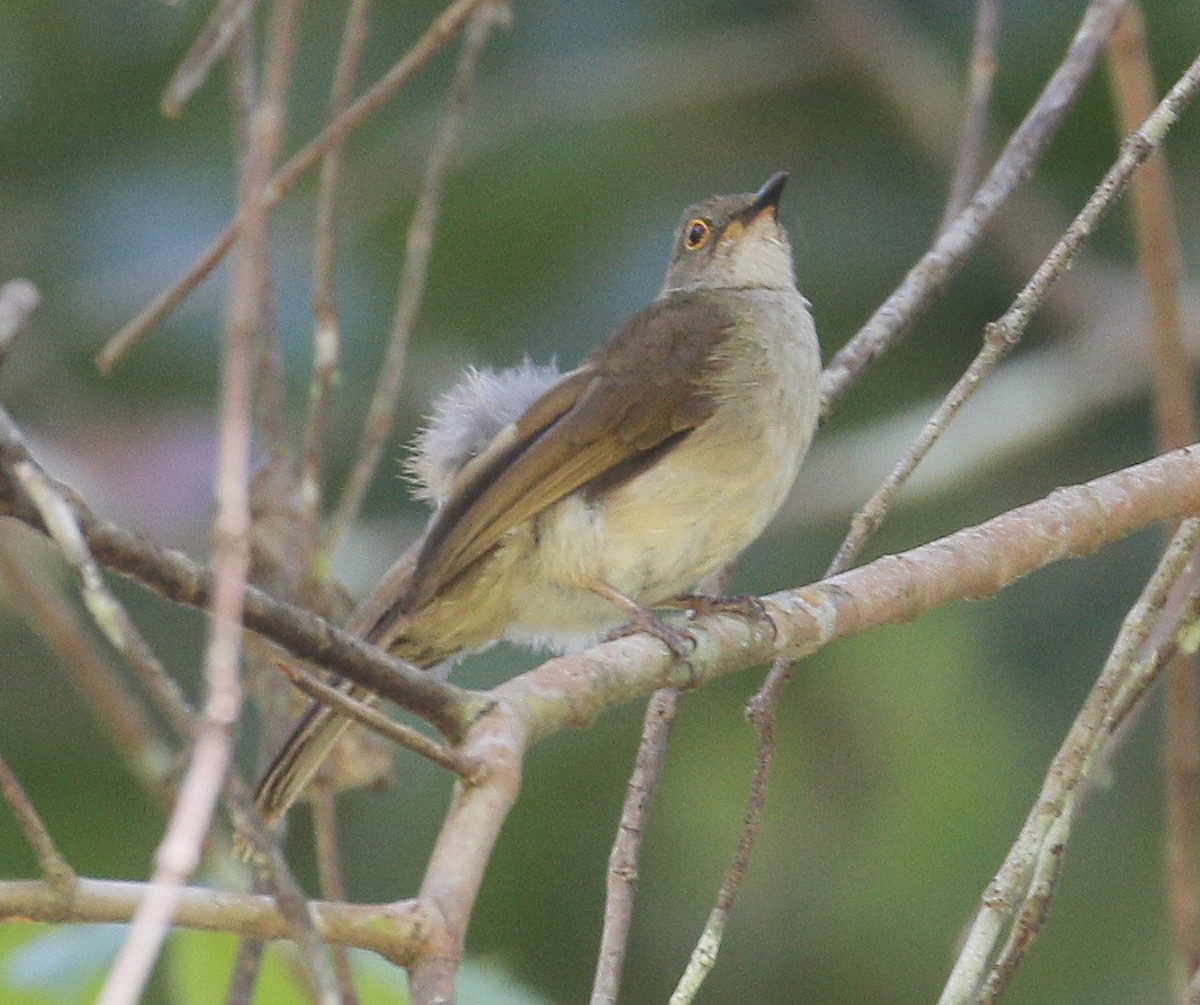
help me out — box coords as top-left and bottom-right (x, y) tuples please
(684, 218), (711, 250)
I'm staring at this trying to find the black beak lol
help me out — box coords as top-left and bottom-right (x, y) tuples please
(736, 171), (789, 223)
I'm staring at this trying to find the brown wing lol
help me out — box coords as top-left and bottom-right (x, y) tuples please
(403, 291), (736, 610)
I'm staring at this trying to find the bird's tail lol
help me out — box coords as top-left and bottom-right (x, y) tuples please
(251, 678), (373, 830)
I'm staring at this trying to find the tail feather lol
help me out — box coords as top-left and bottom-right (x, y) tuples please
(253, 681), (374, 827)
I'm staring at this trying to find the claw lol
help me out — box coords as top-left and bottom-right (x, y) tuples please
(664, 592), (775, 640)
(589, 578), (697, 658)
(606, 609), (696, 659)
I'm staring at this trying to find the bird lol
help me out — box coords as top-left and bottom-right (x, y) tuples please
(253, 171), (821, 826)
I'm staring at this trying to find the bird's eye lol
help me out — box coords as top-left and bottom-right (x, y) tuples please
(684, 219), (711, 250)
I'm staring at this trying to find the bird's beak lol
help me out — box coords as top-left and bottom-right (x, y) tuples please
(736, 171), (789, 224)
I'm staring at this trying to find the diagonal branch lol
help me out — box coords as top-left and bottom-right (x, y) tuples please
(322, 0), (507, 559)
(818, 0), (1128, 418)
(0, 403), (480, 737)
(938, 517), (1200, 1004)
(940, 0), (1001, 232)
(1106, 8), (1200, 991)
(0, 753), (76, 894)
(97, 0), (495, 372)
(828, 42), (1200, 575)
(590, 688), (681, 1005)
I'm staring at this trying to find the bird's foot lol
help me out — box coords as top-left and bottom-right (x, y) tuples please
(665, 592), (776, 639)
(605, 608), (696, 659)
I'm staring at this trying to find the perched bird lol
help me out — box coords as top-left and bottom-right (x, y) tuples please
(254, 172), (821, 824)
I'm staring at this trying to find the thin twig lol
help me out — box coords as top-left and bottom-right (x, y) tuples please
(161, 0), (254, 117)
(0, 278), (39, 368)
(818, 0), (1128, 420)
(275, 656), (479, 778)
(222, 938), (267, 1005)
(939, 0), (1001, 232)
(7, 456), (196, 739)
(0, 405), (480, 736)
(240, 2), (291, 460)
(1106, 6), (1200, 993)
(97, 0), (494, 373)
(826, 43), (1200, 576)
(0, 752), (76, 893)
(804, 0), (1088, 343)
(312, 787), (362, 1005)
(96, 4), (302, 1001)
(938, 518), (1200, 1004)
(303, 0), (374, 550)
(322, 1), (506, 558)
(669, 659), (792, 1005)
(590, 688), (681, 1005)
(224, 772), (347, 1005)
(0, 541), (175, 800)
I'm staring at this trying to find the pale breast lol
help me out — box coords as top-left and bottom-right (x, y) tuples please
(505, 288), (819, 644)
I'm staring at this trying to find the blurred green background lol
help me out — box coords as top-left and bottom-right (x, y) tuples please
(1, 0), (1199, 1002)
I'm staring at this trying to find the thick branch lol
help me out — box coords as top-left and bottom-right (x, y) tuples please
(499, 444), (1200, 744)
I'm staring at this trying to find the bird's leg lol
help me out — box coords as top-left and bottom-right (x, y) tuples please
(659, 592), (776, 639)
(589, 579), (696, 658)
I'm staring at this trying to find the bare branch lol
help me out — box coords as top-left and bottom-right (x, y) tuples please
(938, 518), (1200, 1004)
(274, 655), (479, 777)
(6, 448), (196, 739)
(669, 659), (791, 1005)
(97, 0), (496, 373)
(161, 0), (255, 117)
(818, 0), (1128, 419)
(828, 42), (1200, 575)
(96, 4), (302, 998)
(0, 404), (479, 736)
(408, 700), (522, 1005)
(0, 753), (75, 893)
(312, 787), (362, 1005)
(222, 939), (267, 1005)
(940, 0), (1001, 231)
(590, 688), (680, 1005)
(323, 0), (507, 559)
(1107, 6), (1200, 991)
(495, 444), (1200, 752)
(0, 539), (175, 801)
(0, 877), (435, 965)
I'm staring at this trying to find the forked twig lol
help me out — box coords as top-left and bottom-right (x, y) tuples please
(0, 408), (479, 734)
(938, 519), (1200, 1004)
(827, 44), (1200, 576)
(97, 2), (340, 1000)
(275, 657), (479, 778)
(1106, 6), (1200, 992)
